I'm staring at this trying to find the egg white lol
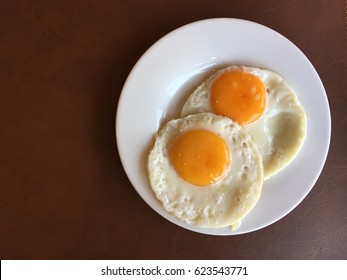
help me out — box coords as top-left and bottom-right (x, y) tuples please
(181, 66), (307, 180)
(147, 113), (263, 228)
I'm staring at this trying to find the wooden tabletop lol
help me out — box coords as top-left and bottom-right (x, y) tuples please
(1, 0), (346, 259)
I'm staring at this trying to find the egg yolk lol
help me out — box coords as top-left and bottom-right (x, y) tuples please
(211, 69), (266, 125)
(169, 129), (230, 186)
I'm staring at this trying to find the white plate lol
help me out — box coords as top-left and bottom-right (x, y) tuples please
(116, 18), (331, 235)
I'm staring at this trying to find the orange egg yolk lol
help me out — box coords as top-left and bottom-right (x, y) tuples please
(211, 69), (266, 125)
(169, 129), (230, 186)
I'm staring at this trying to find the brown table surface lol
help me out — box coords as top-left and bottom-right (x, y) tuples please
(1, 0), (346, 260)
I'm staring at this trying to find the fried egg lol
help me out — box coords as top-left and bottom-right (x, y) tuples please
(181, 66), (307, 179)
(147, 113), (263, 228)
